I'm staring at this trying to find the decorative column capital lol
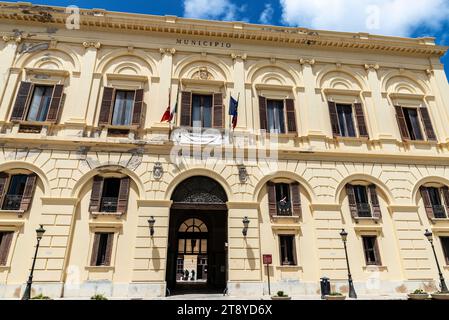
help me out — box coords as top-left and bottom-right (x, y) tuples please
(231, 53), (247, 61)
(426, 69), (434, 76)
(159, 48), (176, 56)
(82, 41), (101, 49)
(2, 34), (23, 43)
(364, 63), (380, 71)
(300, 58), (316, 66)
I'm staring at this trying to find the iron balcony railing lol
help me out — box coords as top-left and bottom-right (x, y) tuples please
(2, 194), (22, 210)
(277, 200), (292, 216)
(356, 203), (372, 218)
(432, 205), (447, 219)
(100, 197), (118, 213)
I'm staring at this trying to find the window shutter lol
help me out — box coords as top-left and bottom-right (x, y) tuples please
(90, 233), (101, 266)
(346, 184), (358, 218)
(117, 177), (130, 214)
(213, 93), (224, 128)
(258, 96), (267, 130)
(354, 103), (369, 138)
(46, 84), (64, 122)
(98, 87), (115, 125)
(394, 106), (410, 140)
(180, 91), (192, 126)
(368, 184), (382, 218)
(419, 186), (434, 219)
(104, 233), (114, 266)
(131, 89), (144, 126)
(267, 182), (276, 218)
(11, 81), (33, 121)
(20, 174), (37, 212)
(0, 232), (13, 266)
(419, 106), (437, 141)
(285, 99), (297, 133)
(327, 101), (340, 137)
(0, 173), (9, 209)
(290, 182), (302, 218)
(89, 176), (104, 212)
(441, 187), (449, 216)
(373, 238), (382, 266)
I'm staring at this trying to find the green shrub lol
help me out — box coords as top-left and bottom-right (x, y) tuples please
(412, 289), (427, 294)
(328, 292), (343, 296)
(276, 291), (288, 297)
(91, 294), (108, 300)
(31, 294), (51, 300)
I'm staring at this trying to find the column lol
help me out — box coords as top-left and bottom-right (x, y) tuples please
(231, 53), (247, 130)
(0, 35), (20, 105)
(299, 59), (323, 136)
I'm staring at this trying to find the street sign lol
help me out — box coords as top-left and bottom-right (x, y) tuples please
(263, 254), (272, 265)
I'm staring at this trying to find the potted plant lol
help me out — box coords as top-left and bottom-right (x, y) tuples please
(408, 289), (429, 300)
(431, 291), (449, 300)
(91, 294), (108, 300)
(325, 292), (346, 300)
(271, 291), (292, 300)
(31, 294), (51, 300)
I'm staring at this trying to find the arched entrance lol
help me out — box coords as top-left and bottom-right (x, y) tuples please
(166, 176), (228, 294)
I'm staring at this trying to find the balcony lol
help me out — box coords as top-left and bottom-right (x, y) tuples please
(277, 201), (292, 216)
(432, 205), (447, 219)
(99, 197), (118, 213)
(356, 203), (372, 218)
(2, 194), (22, 211)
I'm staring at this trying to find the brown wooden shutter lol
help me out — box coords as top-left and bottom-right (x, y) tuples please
(419, 106), (437, 141)
(131, 89), (144, 126)
(327, 101), (340, 137)
(103, 233), (114, 266)
(90, 233), (101, 266)
(354, 103), (369, 138)
(20, 174), (37, 212)
(117, 177), (130, 214)
(267, 182), (277, 218)
(180, 91), (192, 126)
(213, 93), (224, 128)
(373, 237), (382, 266)
(285, 99), (297, 133)
(368, 184), (382, 218)
(346, 184), (358, 218)
(89, 176), (104, 212)
(419, 186), (434, 219)
(259, 96), (267, 130)
(98, 87), (115, 125)
(290, 182), (302, 218)
(0, 232), (13, 266)
(441, 187), (449, 217)
(11, 82), (33, 121)
(0, 173), (9, 209)
(46, 84), (64, 122)
(394, 106), (410, 140)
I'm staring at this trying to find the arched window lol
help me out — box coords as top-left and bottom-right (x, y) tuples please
(177, 218), (208, 255)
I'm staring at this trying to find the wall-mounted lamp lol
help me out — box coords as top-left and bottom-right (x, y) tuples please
(242, 216), (250, 237)
(148, 216), (156, 237)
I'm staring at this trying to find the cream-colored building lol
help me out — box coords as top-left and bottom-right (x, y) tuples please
(0, 2), (448, 299)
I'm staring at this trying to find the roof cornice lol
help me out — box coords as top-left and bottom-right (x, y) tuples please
(0, 1), (447, 57)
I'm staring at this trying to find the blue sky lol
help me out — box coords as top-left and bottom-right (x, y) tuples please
(17, 0), (449, 79)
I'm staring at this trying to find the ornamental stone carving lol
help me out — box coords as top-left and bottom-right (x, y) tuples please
(159, 48), (176, 56)
(82, 41), (101, 49)
(153, 162), (164, 180)
(192, 67), (213, 80)
(364, 64), (380, 71)
(300, 58), (316, 65)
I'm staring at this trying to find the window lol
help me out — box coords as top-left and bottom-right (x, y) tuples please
(2, 174), (27, 210)
(353, 185), (371, 217)
(91, 232), (114, 266)
(362, 236), (381, 266)
(395, 105), (436, 141)
(403, 108), (424, 141)
(420, 186), (448, 219)
(275, 183), (291, 216)
(336, 104), (356, 137)
(441, 237), (449, 265)
(0, 232), (14, 266)
(100, 178), (121, 213)
(346, 184), (382, 219)
(27, 85), (53, 122)
(279, 235), (296, 266)
(428, 187), (446, 218)
(111, 90), (135, 126)
(267, 100), (286, 134)
(267, 182), (302, 218)
(192, 94), (213, 128)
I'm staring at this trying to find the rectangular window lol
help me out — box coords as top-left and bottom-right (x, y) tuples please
(362, 236), (381, 266)
(93, 233), (113, 266)
(2, 174), (28, 210)
(27, 85), (53, 122)
(111, 90), (135, 126)
(279, 235), (296, 266)
(428, 187), (446, 219)
(353, 185), (371, 217)
(336, 104), (356, 137)
(275, 183), (292, 216)
(100, 178), (121, 213)
(0, 232), (14, 266)
(192, 94), (213, 128)
(267, 100), (286, 134)
(403, 107), (424, 141)
(441, 237), (449, 265)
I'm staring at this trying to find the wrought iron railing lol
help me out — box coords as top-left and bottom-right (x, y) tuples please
(100, 197), (118, 213)
(432, 205), (447, 219)
(2, 194), (22, 210)
(277, 201), (292, 216)
(356, 203), (372, 217)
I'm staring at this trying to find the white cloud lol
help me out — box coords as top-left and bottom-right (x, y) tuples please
(259, 3), (274, 24)
(183, 0), (246, 21)
(280, 0), (449, 37)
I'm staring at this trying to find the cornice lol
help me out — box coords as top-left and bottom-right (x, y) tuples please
(0, 2), (446, 57)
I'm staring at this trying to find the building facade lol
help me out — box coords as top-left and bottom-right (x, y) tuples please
(0, 2), (448, 298)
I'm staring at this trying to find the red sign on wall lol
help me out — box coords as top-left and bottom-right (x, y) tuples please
(263, 254), (272, 265)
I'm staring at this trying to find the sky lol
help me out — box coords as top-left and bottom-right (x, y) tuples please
(13, 0), (449, 80)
